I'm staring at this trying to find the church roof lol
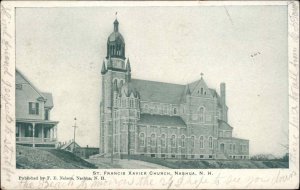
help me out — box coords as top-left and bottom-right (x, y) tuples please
(131, 79), (185, 104)
(218, 120), (233, 129)
(218, 137), (249, 141)
(60, 141), (81, 150)
(138, 113), (186, 127)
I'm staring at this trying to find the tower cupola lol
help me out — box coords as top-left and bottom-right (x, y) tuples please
(106, 19), (125, 60)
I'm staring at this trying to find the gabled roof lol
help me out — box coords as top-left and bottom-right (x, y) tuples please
(131, 79), (185, 104)
(188, 77), (213, 98)
(218, 120), (233, 130)
(60, 141), (81, 150)
(138, 113), (186, 127)
(16, 69), (45, 99)
(41, 92), (54, 108)
(16, 69), (54, 108)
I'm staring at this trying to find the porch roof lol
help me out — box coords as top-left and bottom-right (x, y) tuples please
(16, 118), (59, 125)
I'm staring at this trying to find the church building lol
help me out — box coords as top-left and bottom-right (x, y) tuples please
(100, 19), (249, 160)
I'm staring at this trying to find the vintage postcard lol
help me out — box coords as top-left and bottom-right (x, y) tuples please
(1, 1), (299, 189)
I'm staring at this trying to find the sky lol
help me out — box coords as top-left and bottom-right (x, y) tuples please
(16, 5), (288, 156)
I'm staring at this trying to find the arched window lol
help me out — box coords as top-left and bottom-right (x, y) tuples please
(154, 105), (158, 113)
(144, 104), (148, 112)
(201, 88), (203, 94)
(139, 133), (145, 146)
(119, 80), (124, 87)
(209, 137), (213, 149)
(233, 144), (236, 152)
(126, 99), (129, 107)
(114, 97), (118, 107)
(171, 135), (176, 147)
(150, 134), (156, 147)
(130, 99), (134, 108)
(191, 136), (195, 148)
(161, 134), (166, 148)
(164, 106), (168, 114)
(173, 108), (177, 115)
(199, 136), (204, 149)
(122, 99), (126, 107)
(181, 135), (185, 147)
(199, 107), (204, 122)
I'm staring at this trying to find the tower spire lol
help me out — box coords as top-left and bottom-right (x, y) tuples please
(186, 85), (191, 95)
(126, 58), (131, 72)
(114, 18), (119, 32)
(101, 61), (106, 74)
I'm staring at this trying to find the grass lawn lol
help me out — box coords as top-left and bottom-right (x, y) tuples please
(122, 155), (289, 169)
(16, 145), (97, 169)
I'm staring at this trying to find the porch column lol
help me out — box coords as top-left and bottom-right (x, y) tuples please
(50, 127), (53, 140)
(19, 124), (22, 139)
(41, 124), (44, 142)
(53, 126), (56, 139)
(32, 123), (35, 148)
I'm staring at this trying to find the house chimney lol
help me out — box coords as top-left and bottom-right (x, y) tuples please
(220, 83), (226, 105)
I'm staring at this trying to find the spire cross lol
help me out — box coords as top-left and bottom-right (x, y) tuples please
(200, 73), (204, 78)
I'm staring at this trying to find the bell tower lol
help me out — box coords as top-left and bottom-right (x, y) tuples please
(100, 18), (131, 155)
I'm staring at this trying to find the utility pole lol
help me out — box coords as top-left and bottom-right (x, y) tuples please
(72, 117), (78, 153)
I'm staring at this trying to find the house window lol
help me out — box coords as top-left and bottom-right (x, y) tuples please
(209, 137), (213, 149)
(122, 99), (126, 107)
(16, 125), (20, 137)
(171, 135), (176, 147)
(29, 102), (39, 115)
(25, 125), (33, 137)
(199, 136), (204, 149)
(233, 144), (236, 152)
(191, 136), (195, 148)
(181, 135), (185, 147)
(229, 144), (232, 151)
(201, 88), (203, 94)
(199, 107), (204, 122)
(139, 133), (145, 146)
(16, 84), (22, 90)
(150, 134), (156, 147)
(161, 134), (166, 148)
(45, 109), (49, 120)
(173, 108), (177, 115)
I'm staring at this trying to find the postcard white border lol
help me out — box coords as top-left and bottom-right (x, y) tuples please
(1, 1), (299, 189)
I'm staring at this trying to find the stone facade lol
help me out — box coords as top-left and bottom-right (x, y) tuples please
(100, 19), (249, 159)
